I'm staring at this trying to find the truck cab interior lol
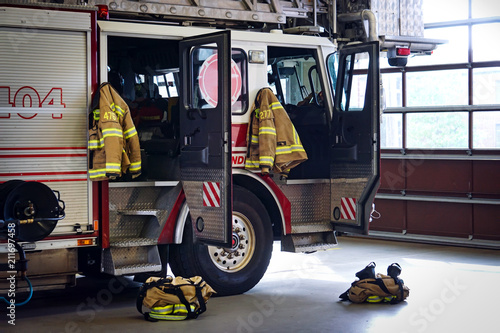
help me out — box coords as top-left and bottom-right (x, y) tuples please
(106, 36), (332, 181)
(266, 46), (330, 179)
(107, 36), (181, 181)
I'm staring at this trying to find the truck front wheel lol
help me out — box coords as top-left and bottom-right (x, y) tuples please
(169, 185), (273, 296)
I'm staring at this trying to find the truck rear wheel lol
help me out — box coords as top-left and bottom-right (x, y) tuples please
(169, 185), (273, 296)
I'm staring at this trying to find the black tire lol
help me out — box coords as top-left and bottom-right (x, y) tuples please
(169, 185), (273, 296)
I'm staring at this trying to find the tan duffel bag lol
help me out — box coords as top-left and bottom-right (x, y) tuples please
(136, 276), (216, 321)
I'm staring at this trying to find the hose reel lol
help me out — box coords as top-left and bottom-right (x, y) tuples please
(0, 180), (65, 242)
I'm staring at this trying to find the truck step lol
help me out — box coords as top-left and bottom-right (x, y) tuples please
(110, 237), (157, 247)
(113, 263), (162, 276)
(293, 243), (338, 253)
(281, 231), (338, 253)
(109, 208), (169, 240)
(102, 245), (162, 276)
(117, 209), (167, 218)
(116, 209), (169, 226)
(290, 222), (334, 234)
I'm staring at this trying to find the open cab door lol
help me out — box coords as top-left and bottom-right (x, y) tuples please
(179, 31), (232, 247)
(328, 41), (380, 235)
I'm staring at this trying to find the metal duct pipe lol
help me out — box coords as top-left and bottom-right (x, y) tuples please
(338, 9), (378, 42)
(313, 0), (317, 27)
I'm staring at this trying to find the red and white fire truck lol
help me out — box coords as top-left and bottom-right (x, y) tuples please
(0, 0), (441, 297)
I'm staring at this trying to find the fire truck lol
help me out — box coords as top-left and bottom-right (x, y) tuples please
(0, 0), (441, 297)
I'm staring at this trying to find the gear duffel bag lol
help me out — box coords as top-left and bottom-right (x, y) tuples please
(136, 276), (216, 321)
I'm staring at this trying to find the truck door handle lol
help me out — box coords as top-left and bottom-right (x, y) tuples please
(184, 127), (201, 146)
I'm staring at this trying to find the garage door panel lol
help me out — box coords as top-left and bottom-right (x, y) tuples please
(407, 201), (472, 238)
(406, 160), (471, 193)
(371, 199), (406, 233)
(473, 160), (500, 195)
(380, 159), (405, 191)
(473, 204), (500, 240)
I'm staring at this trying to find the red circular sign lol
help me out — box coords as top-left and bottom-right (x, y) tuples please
(198, 53), (242, 108)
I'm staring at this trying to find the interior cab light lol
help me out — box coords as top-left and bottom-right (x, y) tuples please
(97, 5), (110, 20)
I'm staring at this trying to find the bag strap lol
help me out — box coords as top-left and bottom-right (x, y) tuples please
(175, 278), (208, 319)
(194, 283), (207, 316)
(369, 277), (406, 304)
(136, 278), (173, 321)
(368, 279), (392, 295)
(390, 277), (405, 304)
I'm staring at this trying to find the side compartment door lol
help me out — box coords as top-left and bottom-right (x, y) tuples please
(328, 41), (380, 234)
(179, 31), (232, 247)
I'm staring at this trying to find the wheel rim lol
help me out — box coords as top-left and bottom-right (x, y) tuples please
(207, 212), (256, 273)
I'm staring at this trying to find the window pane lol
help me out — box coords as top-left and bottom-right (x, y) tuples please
(154, 75), (168, 98)
(410, 26), (469, 66)
(329, 51), (369, 111)
(166, 73), (178, 97)
(423, 0), (468, 23)
(327, 52), (339, 94)
(407, 112), (469, 148)
(472, 0), (500, 19)
(349, 73), (367, 110)
(272, 53), (318, 105)
(381, 113), (403, 148)
(473, 111), (500, 148)
(382, 72), (402, 108)
(407, 69), (468, 106)
(473, 67), (500, 105)
(193, 47), (218, 109)
(230, 49), (248, 114)
(472, 24), (500, 62)
(347, 52), (369, 111)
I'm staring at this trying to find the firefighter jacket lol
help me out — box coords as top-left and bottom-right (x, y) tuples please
(88, 83), (141, 181)
(245, 88), (307, 177)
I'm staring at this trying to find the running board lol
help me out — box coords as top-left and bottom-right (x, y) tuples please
(281, 229), (338, 253)
(102, 245), (162, 276)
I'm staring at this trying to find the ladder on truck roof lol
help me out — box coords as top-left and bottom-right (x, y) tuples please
(9, 0), (444, 55)
(105, 0), (327, 24)
(5, 0), (327, 24)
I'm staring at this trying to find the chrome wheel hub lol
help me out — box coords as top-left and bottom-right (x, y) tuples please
(207, 212), (255, 273)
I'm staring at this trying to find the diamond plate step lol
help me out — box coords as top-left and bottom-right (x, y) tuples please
(118, 209), (166, 217)
(102, 245), (162, 276)
(281, 231), (338, 253)
(290, 222), (334, 234)
(113, 263), (162, 276)
(293, 243), (337, 253)
(117, 209), (169, 226)
(110, 237), (157, 247)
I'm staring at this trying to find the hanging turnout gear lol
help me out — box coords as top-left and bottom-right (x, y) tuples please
(245, 88), (307, 178)
(88, 82), (141, 181)
(339, 262), (410, 304)
(136, 276), (216, 321)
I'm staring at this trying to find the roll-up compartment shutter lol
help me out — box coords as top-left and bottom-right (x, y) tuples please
(0, 8), (92, 236)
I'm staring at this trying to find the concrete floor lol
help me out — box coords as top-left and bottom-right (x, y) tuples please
(3, 237), (500, 333)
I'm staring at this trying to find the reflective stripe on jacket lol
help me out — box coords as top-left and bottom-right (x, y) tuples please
(88, 83), (141, 181)
(245, 88), (307, 176)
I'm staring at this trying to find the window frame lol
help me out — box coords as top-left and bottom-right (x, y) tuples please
(380, 1), (500, 153)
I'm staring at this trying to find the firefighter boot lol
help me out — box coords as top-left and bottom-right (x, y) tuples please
(387, 263), (402, 279)
(355, 262), (376, 280)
